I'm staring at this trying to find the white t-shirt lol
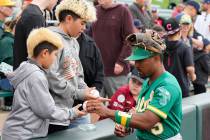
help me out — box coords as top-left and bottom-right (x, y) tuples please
(194, 12), (210, 41)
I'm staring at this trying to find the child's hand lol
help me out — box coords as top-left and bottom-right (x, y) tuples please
(84, 87), (97, 100)
(84, 87), (110, 102)
(73, 104), (87, 118)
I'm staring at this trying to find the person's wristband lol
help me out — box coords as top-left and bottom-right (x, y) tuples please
(115, 111), (121, 124)
(115, 111), (132, 128)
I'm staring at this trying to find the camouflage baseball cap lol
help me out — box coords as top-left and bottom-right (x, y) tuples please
(125, 31), (166, 61)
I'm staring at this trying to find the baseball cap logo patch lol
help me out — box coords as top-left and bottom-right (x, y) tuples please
(166, 24), (172, 31)
(164, 18), (180, 35)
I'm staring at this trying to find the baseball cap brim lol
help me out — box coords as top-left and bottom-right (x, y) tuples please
(166, 28), (180, 36)
(125, 47), (156, 61)
(130, 75), (144, 83)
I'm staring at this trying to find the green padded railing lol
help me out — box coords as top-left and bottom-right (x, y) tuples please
(181, 104), (196, 140)
(34, 103), (199, 140)
(183, 93), (210, 140)
(13, 93), (210, 140)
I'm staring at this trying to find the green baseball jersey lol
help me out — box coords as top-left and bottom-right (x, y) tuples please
(135, 72), (182, 140)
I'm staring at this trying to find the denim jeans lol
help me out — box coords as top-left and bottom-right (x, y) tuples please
(69, 114), (91, 129)
(0, 78), (12, 91)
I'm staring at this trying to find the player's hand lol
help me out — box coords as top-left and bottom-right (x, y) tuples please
(86, 100), (110, 118)
(114, 63), (123, 75)
(97, 97), (111, 102)
(114, 123), (133, 137)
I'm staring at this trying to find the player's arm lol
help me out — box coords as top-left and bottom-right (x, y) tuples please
(118, 110), (160, 130)
(87, 100), (160, 130)
(87, 85), (178, 130)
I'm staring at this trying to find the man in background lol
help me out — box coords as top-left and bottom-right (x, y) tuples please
(13, 0), (58, 70)
(89, 0), (134, 98)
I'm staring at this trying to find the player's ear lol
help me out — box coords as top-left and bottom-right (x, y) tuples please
(153, 55), (161, 61)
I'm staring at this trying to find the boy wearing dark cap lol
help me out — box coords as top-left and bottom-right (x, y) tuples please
(108, 68), (144, 112)
(163, 18), (196, 97)
(85, 31), (183, 140)
(2, 28), (85, 140)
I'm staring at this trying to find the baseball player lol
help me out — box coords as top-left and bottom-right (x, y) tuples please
(86, 31), (183, 140)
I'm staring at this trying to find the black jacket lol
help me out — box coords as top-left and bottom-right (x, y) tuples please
(13, 4), (46, 70)
(189, 30), (210, 85)
(164, 40), (194, 97)
(73, 33), (104, 107)
(193, 50), (210, 85)
(78, 33), (104, 91)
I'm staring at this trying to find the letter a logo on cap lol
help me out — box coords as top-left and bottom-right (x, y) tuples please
(166, 24), (172, 31)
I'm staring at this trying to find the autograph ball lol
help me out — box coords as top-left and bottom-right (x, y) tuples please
(91, 89), (100, 98)
(83, 101), (88, 111)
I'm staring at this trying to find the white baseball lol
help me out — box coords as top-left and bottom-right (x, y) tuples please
(90, 89), (100, 98)
(83, 101), (88, 111)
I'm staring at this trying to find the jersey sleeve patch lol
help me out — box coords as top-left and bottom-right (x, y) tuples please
(156, 87), (171, 107)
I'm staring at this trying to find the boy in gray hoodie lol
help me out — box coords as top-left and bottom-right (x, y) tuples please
(2, 28), (85, 140)
(46, 0), (99, 133)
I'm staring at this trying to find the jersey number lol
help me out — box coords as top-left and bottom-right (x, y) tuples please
(151, 122), (163, 135)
